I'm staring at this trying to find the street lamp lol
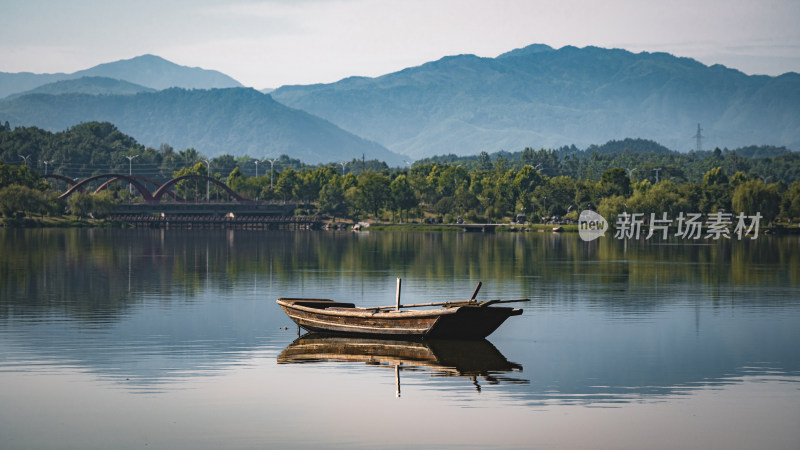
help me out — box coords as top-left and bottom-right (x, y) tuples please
(267, 159), (277, 189)
(543, 196), (547, 220)
(125, 155), (139, 197)
(202, 159), (210, 202)
(254, 159), (260, 178)
(19, 154), (31, 167)
(43, 160), (53, 175)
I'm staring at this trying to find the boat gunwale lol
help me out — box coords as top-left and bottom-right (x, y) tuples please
(277, 298), (467, 319)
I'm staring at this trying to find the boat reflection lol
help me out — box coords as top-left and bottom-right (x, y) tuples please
(278, 333), (528, 393)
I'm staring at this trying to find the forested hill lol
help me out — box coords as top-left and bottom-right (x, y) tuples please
(0, 122), (147, 178)
(272, 44), (800, 159)
(0, 87), (402, 164)
(4, 77), (155, 99)
(0, 121), (389, 181)
(0, 54), (242, 99)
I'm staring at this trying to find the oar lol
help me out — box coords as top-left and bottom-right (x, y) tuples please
(477, 298), (530, 307)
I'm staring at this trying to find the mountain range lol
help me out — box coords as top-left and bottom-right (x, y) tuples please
(271, 44), (800, 158)
(0, 87), (399, 164)
(1, 45), (798, 165)
(0, 56), (400, 164)
(0, 54), (241, 99)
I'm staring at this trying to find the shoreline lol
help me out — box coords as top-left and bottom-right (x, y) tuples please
(0, 217), (131, 228)
(4, 218), (799, 235)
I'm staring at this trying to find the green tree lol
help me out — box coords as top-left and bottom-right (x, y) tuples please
(433, 196), (455, 216)
(679, 183), (703, 212)
(574, 179), (599, 210)
(211, 154), (237, 180)
(179, 148), (200, 167)
(275, 168), (299, 202)
(453, 187), (479, 218)
(597, 195), (627, 226)
(535, 176), (577, 216)
(701, 167), (731, 213)
(295, 167), (333, 205)
(732, 180), (780, 223)
(484, 170), (516, 219)
(91, 190), (120, 219)
(703, 166), (729, 185)
(390, 174), (418, 222)
(730, 171), (749, 188)
(781, 182), (800, 220)
(355, 171), (390, 220)
(0, 162), (46, 190)
(318, 176), (348, 219)
(477, 151), (492, 170)
(67, 192), (94, 218)
(513, 165), (547, 197)
(0, 184), (47, 218)
(227, 166), (245, 193)
(521, 147), (536, 166)
(173, 162), (207, 201)
(438, 165), (469, 197)
(599, 167), (632, 197)
(627, 180), (690, 217)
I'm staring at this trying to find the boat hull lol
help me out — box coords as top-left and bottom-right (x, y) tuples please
(277, 298), (522, 339)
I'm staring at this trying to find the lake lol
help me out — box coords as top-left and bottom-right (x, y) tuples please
(1, 228), (799, 449)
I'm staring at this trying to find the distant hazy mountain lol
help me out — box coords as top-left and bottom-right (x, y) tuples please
(0, 87), (400, 164)
(72, 54), (243, 90)
(0, 54), (242, 99)
(5, 76), (155, 99)
(272, 44), (800, 158)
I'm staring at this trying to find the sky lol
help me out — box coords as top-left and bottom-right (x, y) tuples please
(2, 0), (799, 89)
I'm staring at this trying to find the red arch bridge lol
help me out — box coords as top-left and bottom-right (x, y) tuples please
(48, 173), (249, 204)
(43, 173), (317, 228)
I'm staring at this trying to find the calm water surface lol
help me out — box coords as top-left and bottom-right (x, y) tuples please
(1, 229), (799, 449)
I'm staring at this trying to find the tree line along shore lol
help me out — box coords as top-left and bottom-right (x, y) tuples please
(1, 121), (800, 230)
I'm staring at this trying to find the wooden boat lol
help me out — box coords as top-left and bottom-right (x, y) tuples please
(277, 281), (526, 339)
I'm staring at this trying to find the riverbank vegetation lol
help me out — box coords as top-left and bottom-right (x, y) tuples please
(2, 122), (800, 228)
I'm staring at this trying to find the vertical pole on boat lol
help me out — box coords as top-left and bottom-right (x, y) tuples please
(471, 281), (482, 301)
(395, 277), (402, 311)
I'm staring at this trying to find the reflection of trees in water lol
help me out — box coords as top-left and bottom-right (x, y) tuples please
(1, 229), (798, 322)
(1, 229), (798, 402)
(0, 228), (275, 322)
